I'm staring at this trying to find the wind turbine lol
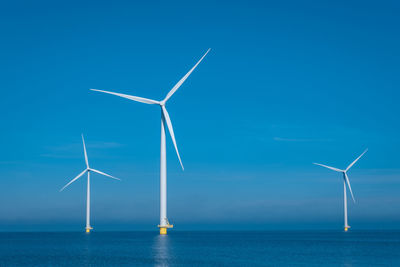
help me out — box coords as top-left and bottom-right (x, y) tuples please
(313, 149), (368, 231)
(91, 49), (210, 235)
(60, 134), (120, 233)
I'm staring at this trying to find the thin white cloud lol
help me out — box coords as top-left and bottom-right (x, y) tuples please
(273, 137), (333, 142)
(87, 142), (123, 149)
(41, 141), (123, 158)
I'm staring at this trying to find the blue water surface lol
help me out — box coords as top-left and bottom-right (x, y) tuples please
(0, 231), (399, 266)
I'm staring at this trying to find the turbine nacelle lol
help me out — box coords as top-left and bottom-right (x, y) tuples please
(60, 135), (120, 192)
(313, 149), (368, 204)
(91, 49), (211, 171)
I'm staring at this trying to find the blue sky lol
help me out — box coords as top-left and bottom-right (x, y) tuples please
(0, 0), (399, 231)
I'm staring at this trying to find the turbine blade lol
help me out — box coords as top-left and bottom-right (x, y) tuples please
(82, 134), (89, 168)
(313, 163), (343, 172)
(346, 149), (368, 171)
(60, 169), (87, 192)
(344, 172), (356, 203)
(163, 49), (210, 103)
(162, 106), (184, 170)
(90, 168), (120, 181)
(91, 89), (159, 105)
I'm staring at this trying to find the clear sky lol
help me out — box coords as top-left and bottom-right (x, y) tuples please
(0, 0), (399, 231)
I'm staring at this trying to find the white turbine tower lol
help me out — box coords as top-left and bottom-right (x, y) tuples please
(313, 149), (368, 231)
(91, 49), (210, 235)
(60, 134), (120, 233)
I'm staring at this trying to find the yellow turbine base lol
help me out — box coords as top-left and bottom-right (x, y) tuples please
(159, 227), (167, 235)
(158, 224), (173, 235)
(344, 227), (348, 232)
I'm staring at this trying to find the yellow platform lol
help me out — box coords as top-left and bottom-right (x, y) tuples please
(158, 224), (173, 235)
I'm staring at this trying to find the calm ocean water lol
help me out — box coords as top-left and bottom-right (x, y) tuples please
(0, 231), (399, 266)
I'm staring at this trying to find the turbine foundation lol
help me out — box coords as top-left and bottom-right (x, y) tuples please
(158, 224), (173, 235)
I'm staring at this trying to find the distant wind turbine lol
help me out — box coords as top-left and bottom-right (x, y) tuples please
(60, 135), (120, 233)
(91, 49), (210, 235)
(313, 149), (368, 231)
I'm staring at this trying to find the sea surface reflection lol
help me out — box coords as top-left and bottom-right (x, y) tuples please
(153, 234), (171, 267)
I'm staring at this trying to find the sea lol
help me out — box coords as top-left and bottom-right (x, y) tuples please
(0, 231), (399, 266)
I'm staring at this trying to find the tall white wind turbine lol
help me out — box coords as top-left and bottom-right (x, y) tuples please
(91, 49), (210, 235)
(313, 149), (368, 231)
(60, 135), (120, 233)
